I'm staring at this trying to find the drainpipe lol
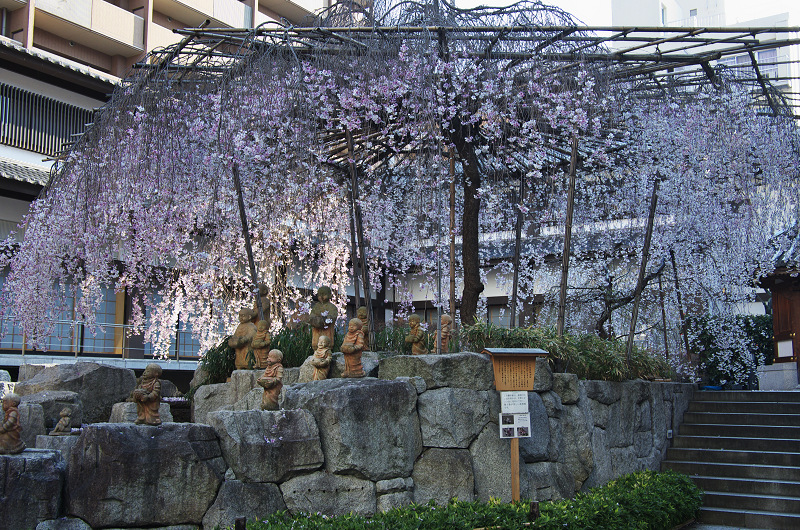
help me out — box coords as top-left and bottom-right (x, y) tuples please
(1, 8), (7, 38)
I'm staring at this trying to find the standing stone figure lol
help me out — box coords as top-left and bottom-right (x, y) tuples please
(229, 308), (257, 370)
(49, 407), (72, 435)
(310, 335), (333, 381)
(357, 306), (370, 351)
(405, 314), (429, 355)
(308, 286), (338, 351)
(340, 318), (366, 378)
(439, 314), (454, 353)
(257, 349), (284, 410)
(252, 320), (272, 369)
(132, 363), (162, 425)
(0, 393), (25, 454)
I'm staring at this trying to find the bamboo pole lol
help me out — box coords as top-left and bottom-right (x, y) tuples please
(557, 137), (578, 337)
(626, 178), (660, 367)
(232, 163), (264, 322)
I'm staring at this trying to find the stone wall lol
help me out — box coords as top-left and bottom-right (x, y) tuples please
(15, 353), (693, 529)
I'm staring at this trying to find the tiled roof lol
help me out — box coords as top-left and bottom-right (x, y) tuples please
(0, 157), (50, 187)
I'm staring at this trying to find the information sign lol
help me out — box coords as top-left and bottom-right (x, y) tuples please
(499, 413), (531, 438)
(500, 391), (528, 414)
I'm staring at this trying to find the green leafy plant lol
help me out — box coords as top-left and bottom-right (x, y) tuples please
(271, 325), (343, 368)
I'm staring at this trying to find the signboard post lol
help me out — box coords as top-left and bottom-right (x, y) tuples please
(482, 348), (548, 502)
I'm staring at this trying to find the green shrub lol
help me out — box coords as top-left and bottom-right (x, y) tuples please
(271, 325), (343, 369)
(242, 470), (701, 530)
(459, 322), (670, 381)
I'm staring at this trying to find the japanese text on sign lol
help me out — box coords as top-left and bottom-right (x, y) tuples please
(500, 391), (528, 414)
(499, 413), (531, 438)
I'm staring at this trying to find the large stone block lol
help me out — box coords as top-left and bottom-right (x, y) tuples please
(532, 358), (553, 392)
(417, 388), (489, 448)
(231, 370), (262, 402)
(66, 423), (225, 528)
(552, 373), (579, 405)
(108, 401), (173, 423)
(36, 435), (80, 463)
(280, 471), (376, 516)
(207, 409), (323, 483)
(19, 402), (46, 448)
(191, 382), (233, 424)
(19, 364), (49, 382)
(0, 381), (13, 398)
(0, 369), (10, 381)
(0, 449), (66, 530)
(559, 400), (593, 492)
(282, 378), (422, 481)
(469, 424), (529, 502)
(520, 392), (550, 463)
(36, 517), (92, 530)
(379, 352), (493, 390)
(524, 461), (574, 502)
(15, 362), (136, 423)
(330, 351), (382, 378)
(412, 448), (474, 504)
(21, 390), (82, 429)
(202, 480), (286, 530)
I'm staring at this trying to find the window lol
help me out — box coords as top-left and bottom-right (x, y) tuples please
(79, 287), (117, 354)
(757, 49), (779, 78)
(689, 8), (697, 17)
(488, 306), (510, 328)
(661, 5), (667, 25)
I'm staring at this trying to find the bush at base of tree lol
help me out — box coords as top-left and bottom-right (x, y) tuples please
(243, 470), (701, 530)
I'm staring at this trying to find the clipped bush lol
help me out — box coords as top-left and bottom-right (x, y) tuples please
(243, 470), (700, 530)
(459, 322), (670, 381)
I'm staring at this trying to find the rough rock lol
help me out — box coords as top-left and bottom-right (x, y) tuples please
(19, 364), (49, 382)
(377, 491), (414, 511)
(231, 370), (262, 402)
(520, 392), (550, 463)
(417, 387), (489, 448)
(282, 378), (421, 480)
(283, 367), (300, 385)
(330, 351), (382, 378)
(298, 356), (318, 383)
(19, 402), (46, 447)
(104, 526), (198, 530)
(36, 435), (80, 463)
(66, 423), (225, 528)
(469, 423), (529, 502)
(281, 471), (376, 516)
(191, 382), (233, 423)
(559, 400), (593, 492)
(202, 480), (286, 530)
(108, 402), (173, 423)
(0, 449), (66, 530)
(375, 477), (413, 494)
(412, 448), (474, 504)
(378, 352), (493, 390)
(393, 375), (427, 394)
(21, 390), (82, 429)
(207, 409), (323, 483)
(159, 378), (180, 397)
(532, 358), (553, 392)
(229, 387), (263, 411)
(583, 380), (622, 405)
(189, 366), (209, 389)
(14, 362), (136, 423)
(0, 369), (10, 381)
(524, 461), (575, 501)
(0, 381), (13, 397)
(36, 518), (92, 530)
(552, 373), (579, 405)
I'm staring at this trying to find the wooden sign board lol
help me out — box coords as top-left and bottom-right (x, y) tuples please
(482, 348), (548, 391)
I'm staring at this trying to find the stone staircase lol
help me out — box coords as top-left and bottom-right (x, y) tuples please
(661, 391), (800, 529)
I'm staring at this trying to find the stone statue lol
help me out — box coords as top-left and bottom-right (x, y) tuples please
(49, 407), (72, 436)
(439, 314), (453, 353)
(257, 349), (284, 410)
(310, 335), (333, 381)
(229, 308), (257, 370)
(252, 283), (271, 325)
(340, 318), (366, 378)
(405, 314), (429, 355)
(357, 306), (370, 351)
(0, 393), (26, 454)
(308, 286), (337, 351)
(252, 320), (272, 369)
(132, 363), (162, 425)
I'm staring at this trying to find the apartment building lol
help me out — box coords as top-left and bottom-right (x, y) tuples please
(0, 0), (325, 371)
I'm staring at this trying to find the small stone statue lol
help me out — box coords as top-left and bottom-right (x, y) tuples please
(405, 314), (429, 355)
(340, 318), (366, 378)
(257, 349), (284, 410)
(252, 320), (272, 369)
(0, 393), (25, 454)
(252, 283), (271, 325)
(308, 286), (338, 351)
(439, 314), (453, 353)
(357, 306), (370, 351)
(229, 308), (257, 370)
(49, 407), (72, 435)
(311, 335), (333, 381)
(132, 363), (162, 425)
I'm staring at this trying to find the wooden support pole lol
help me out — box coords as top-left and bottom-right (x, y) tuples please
(658, 272), (670, 362)
(510, 176), (525, 328)
(670, 249), (692, 361)
(626, 177), (660, 367)
(450, 152), (456, 318)
(557, 137), (579, 337)
(232, 163), (264, 322)
(511, 437), (521, 501)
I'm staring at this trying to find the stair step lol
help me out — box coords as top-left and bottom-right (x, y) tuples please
(666, 447), (800, 467)
(661, 460), (800, 481)
(690, 475), (800, 497)
(703, 491), (800, 513)
(699, 506), (800, 530)
(672, 435), (800, 453)
(694, 390), (800, 402)
(683, 411), (800, 426)
(679, 423), (800, 439)
(689, 401), (800, 414)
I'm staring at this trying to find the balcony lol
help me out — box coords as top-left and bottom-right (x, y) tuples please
(154, 0), (252, 28)
(259, 0), (322, 24)
(35, 0), (144, 56)
(148, 22), (184, 51)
